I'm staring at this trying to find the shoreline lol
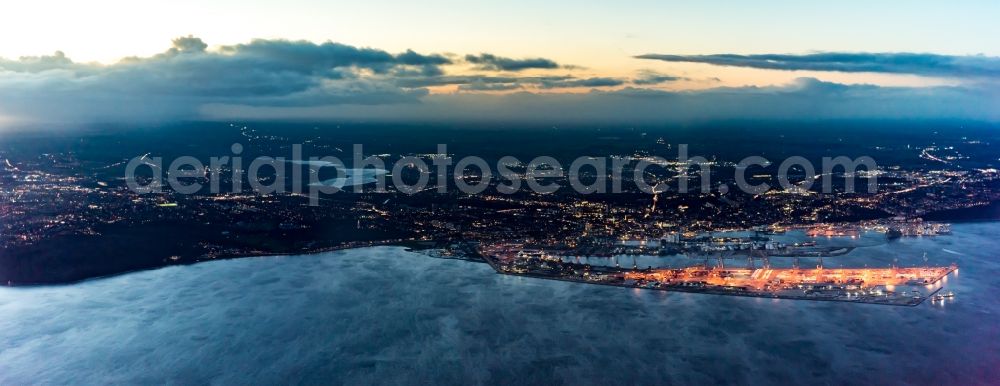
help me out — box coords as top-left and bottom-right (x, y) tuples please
(5, 219), (992, 288)
(2, 241), (419, 288)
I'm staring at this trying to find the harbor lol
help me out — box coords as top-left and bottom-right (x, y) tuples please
(479, 244), (957, 306)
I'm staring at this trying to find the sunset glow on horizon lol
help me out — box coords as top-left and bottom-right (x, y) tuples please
(1, 0), (998, 126)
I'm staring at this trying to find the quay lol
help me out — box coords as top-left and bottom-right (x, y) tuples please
(478, 244), (956, 306)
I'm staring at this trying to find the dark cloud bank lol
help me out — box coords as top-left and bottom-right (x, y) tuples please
(636, 52), (1000, 78)
(206, 78), (999, 124)
(0, 37), (997, 126)
(464, 53), (561, 71)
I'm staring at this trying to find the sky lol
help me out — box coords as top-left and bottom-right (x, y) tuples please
(1, 0), (999, 127)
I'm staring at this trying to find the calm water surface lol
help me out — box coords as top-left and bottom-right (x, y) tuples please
(1, 223), (998, 385)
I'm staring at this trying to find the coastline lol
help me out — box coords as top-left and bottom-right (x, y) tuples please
(3, 219), (994, 288)
(1, 238), (424, 288)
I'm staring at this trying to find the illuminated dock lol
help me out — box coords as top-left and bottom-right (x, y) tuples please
(479, 244), (956, 306)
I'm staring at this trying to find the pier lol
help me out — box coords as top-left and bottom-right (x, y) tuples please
(479, 244), (956, 306)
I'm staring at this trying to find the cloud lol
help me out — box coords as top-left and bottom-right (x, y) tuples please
(537, 77), (625, 89)
(631, 70), (687, 85)
(392, 75), (540, 88)
(0, 37), (450, 123)
(0, 38), (997, 127)
(203, 77), (1000, 123)
(170, 36), (208, 53)
(635, 52), (1000, 78)
(392, 74), (623, 90)
(0, 51), (77, 73)
(464, 53), (560, 71)
(394, 49), (452, 66)
(457, 82), (523, 91)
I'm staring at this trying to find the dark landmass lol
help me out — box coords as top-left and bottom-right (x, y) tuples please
(924, 201), (1000, 222)
(1, 220), (411, 285)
